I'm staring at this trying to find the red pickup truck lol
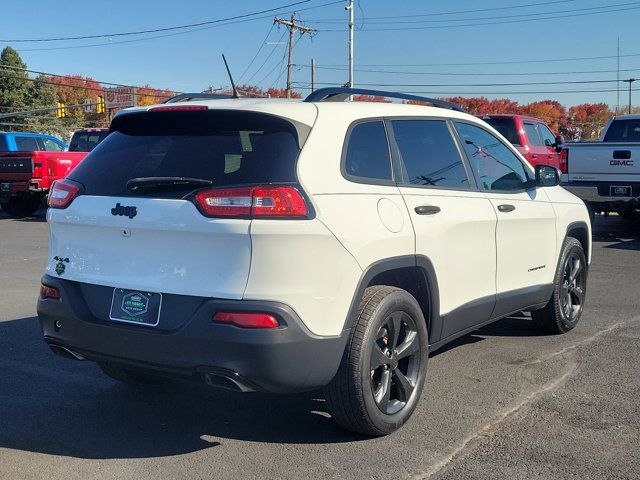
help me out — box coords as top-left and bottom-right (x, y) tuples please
(0, 150), (87, 216)
(481, 115), (563, 169)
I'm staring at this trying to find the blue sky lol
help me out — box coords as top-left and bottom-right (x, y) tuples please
(1, 0), (639, 107)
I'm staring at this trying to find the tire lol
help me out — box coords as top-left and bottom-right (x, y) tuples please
(1, 195), (41, 217)
(532, 236), (587, 334)
(98, 361), (167, 388)
(324, 285), (428, 436)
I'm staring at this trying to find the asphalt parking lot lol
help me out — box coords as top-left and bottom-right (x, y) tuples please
(1, 210), (639, 480)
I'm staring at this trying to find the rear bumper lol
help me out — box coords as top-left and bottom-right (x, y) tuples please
(563, 181), (640, 205)
(37, 275), (349, 393)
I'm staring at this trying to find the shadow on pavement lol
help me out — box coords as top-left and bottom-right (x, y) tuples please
(0, 209), (47, 223)
(0, 316), (364, 460)
(591, 215), (640, 251)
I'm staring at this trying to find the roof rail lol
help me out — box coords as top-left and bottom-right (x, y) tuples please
(164, 93), (235, 104)
(303, 87), (465, 112)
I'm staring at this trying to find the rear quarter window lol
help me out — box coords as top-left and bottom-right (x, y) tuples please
(14, 136), (39, 151)
(0, 134), (7, 151)
(67, 110), (303, 198)
(342, 121), (393, 183)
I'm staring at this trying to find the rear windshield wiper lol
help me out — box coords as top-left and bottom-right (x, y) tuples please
(126, 177), (213, 192)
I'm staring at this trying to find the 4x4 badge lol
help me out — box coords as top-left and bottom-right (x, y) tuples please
(111, 203), (137, 219)
(53, 256), (69, 275)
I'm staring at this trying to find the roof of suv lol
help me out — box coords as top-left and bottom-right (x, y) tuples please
(117, 97), (477, 128)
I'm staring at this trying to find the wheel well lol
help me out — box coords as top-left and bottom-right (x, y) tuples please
(567, 223), (590, 260)
(368, 266), (431, 332)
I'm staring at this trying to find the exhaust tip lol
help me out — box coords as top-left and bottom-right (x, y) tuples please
(49, 344), (85, 361)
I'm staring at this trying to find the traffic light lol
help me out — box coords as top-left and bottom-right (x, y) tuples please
(56, 102), (66, 118)
(97, 95), (105, 114)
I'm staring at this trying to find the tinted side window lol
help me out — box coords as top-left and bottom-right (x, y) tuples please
(538, 124), (556, 147)
(0, 134), (8, 151)
(15, 136), (39, 151)
(344, 121), (392, 182)
(523, 123), (544, 146)
(392, 120), (470, 189)
(42, 138), (64, 151)
(454, 122), (530, 192)
(483, 118), (520, 145)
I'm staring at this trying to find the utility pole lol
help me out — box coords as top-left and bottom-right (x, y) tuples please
(311, 58), (316, 91)
(624, 78), (636, 114)
(617, 37), (620, 114)
(347, 0), (354, 88)
(274, 13), (315, 98)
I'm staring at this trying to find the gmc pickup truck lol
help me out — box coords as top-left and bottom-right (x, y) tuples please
(561, 115), (640, 220)
(0, 132), (88, 216)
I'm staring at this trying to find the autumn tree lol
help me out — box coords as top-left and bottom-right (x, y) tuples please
(136, 84), (176, 106)
(523, 100), (567, 133)
(567, 103), (613, 140)
(353, 94), (391, 102)
(266, 87), (302, 99)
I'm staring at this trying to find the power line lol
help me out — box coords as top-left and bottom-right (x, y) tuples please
(274, 13), (315, 97)
(11, 1), (343, 53)
(237, 23), (276, 83)
(309, 0), (630, 25)
(244, 29), (288, 84)
(316, 3), (640, 32)
(0, 64), (178, 95)
(321, 52), (640, 68)
(306, 0), (579, 21)
(309, 79), (624, 88)
(304, 65), (640, 77)
(0, 1), (313, 42)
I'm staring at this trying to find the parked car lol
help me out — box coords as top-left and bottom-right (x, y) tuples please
(0, 131), (67, 152)
(482, 115), (563, 169)
(37, 88), (590, 436)
(68, 128), (109, 152)
(561, 115), (640, 220)
(0, 131), (88, 216)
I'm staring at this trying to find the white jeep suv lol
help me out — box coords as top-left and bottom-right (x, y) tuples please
(38, 88), (591, 436)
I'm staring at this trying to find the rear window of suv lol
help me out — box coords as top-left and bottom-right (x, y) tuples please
(68, 110), (303, 198)
(483, 118), (520, 146)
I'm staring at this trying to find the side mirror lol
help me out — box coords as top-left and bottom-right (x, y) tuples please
(536, 164), (561, 187)
(553, 135), (564, 152)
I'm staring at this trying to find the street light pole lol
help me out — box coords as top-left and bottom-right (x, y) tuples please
(624, 78), (636, 114)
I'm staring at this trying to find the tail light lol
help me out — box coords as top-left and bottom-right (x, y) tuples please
(559, 148), (569, 174)
(212, 312), (279, 329)
(40, 284), (60, 300)
(194, 185), (308, 218)
(48, 179), (81, 209)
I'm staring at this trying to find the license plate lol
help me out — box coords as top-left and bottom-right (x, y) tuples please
(610, 185), (632, 197)
(109, 288), (162, 326)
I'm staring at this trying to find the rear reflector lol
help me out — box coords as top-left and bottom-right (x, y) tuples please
(40, 284), (60, 300)
(212, 312), (279, 329)
(149, 105), (208, 112)
(194, 185), (308, 218)
(48, 179), (81, 209)
(559, 148), (568, 174)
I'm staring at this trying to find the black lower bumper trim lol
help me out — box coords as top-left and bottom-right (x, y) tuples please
(38, 275), (349, 393)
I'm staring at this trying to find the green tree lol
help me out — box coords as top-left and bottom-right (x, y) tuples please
(24, 75), (64, 135)
(0, 46), (29, 130)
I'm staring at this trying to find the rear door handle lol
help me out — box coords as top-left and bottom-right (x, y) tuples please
(414, 205), (441, 215)
(497, 204), (516, 213)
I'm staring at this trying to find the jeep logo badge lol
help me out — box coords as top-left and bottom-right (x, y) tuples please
(111, 203), (137, 219)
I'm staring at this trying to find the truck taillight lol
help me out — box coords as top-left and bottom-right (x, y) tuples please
(559, 148), (569, 174)
(48, 179), (81, 209)
(193, 185), (308, 219)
